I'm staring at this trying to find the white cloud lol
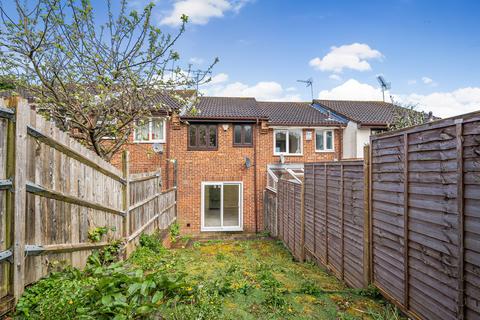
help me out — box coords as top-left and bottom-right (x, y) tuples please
(161, 0), (251, 26)
(309, 43), (383, 73)
(421, 76), (438, 87)
(329, 74), (342, 81)
(286, 87), (297, 92)
(403, 87), (480, 117)
(318, 79), (385, 101)
(208, 73), (229, 85)
(422, 77), (433, 84)
(189, 57), (204, 65)
(201, 76), (301, 101)
(318, 78), (480, 118)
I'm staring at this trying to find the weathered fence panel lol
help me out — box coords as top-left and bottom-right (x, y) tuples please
(0, 97), (176, 316)
(265, 110), (480, 320)
(263, 189), (277, 237)
(370, 111), (480, 320)
(304, 161), (367, 288)
(277, 179), (303, 261)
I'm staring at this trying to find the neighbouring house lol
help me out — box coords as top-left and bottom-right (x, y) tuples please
(114, 95), (427, 235)
(312, 100), (431, 159)
(114, 96), (345, 234)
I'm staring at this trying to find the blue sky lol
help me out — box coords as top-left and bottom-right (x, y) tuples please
(5, 0), (480, 117)
(144, 0), (480, 117)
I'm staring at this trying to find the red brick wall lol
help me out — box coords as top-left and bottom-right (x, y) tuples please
(112, 120), (343, 235)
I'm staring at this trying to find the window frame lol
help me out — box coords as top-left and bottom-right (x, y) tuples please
(315, 129), (335, 152)
(273, 129), (303, 156)
(188, 123), (218, 151)
(233, 124), (254, 147)
(133, 117), (166, 143)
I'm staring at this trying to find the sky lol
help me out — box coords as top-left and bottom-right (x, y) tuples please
(5, 0), (480, 118)
(138, 0), (480, 118)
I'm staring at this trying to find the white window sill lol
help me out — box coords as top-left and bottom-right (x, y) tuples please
(133, 140), (166, 144)
(315, 149), (335, 153)
(274, 153), (304, 157)
(201, 227), (243, 232)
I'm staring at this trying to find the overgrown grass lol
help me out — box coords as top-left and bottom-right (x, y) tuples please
(14, 235), (404, 319)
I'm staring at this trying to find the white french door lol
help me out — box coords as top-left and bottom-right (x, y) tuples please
(201, 182), (243, 231)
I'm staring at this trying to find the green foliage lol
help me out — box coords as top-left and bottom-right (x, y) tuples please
(0, 0), (217, 160)
(139, 232), (164, 253)
(169, 222), (180, 241)
(15, 239), (404, 320)
(87, 240), (123, 267)
(388, 103), (432, 131)
(88, 226), (115, 243)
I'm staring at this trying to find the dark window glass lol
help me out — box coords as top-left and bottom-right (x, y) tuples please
(326, 131), (333, 150)
(189, 126), (197, 147)
(209, 126), (217, 147)
(188, 124), (217, 150)
(199, 125), (207, 146)
(234, 125), (242, 144)
(233, 124), (253, 146)
(244, 125), (252, 144)
(275, 131), (287, 153)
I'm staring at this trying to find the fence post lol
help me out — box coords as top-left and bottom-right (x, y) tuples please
(9, 97), (28, 302)
(363, 144), (371, 287)
(300, 180), (305, 262)
(122, 150), (130, 254)
(455, 120), (465, 320)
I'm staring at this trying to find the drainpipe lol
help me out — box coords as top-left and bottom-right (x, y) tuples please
(254, 118), (259, 233)
(165, 119), (171, 190)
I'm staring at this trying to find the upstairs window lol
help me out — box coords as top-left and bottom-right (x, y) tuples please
(188, 124), (217, 150)
(274, 129), (302, 155)
(134, 118), (166, 143)
(233, 124), (253, 146)
(315, 129), (334, 152)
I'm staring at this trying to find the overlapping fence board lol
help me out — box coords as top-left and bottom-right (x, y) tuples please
(263, 189), (277, 237)
(371, 111), (480, 320)
(304, 161), (367, 288)
(265, 110), (480, 320)
(276, 179), (303, 261)
(0, 97), (176, 316)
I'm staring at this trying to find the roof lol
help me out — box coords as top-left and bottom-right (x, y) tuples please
(182, 96), (267, 120)
(314, 99), (415, 127)
(258, 101), (345, 126)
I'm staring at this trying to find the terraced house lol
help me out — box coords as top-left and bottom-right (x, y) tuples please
(117, 96), (409, 235)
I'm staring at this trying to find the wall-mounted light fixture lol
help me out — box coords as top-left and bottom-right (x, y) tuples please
(222, 124), (229, 131)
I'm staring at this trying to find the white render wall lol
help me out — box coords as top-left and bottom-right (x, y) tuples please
(342, 121), (371, 159)
(356, 127), (371, 158)
(342, 121), (357, 159)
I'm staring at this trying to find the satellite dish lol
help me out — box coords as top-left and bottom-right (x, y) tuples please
(152, 143), (163, 154)
(244, 157), (251, 169)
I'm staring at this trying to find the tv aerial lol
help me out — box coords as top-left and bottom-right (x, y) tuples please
(297, 77), (314, 101)
(376, 75), (391, 102)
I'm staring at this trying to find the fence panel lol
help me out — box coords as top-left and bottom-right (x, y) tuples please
(304, 161), (367, 288)
(0, 97), (177, 316)
(371, 111), (480, 320)
(263, 189), (277, 237)
(276, 179), (302, 261)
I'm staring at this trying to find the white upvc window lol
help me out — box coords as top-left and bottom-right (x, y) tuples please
(134, 118), (166, 143)
(274, 129), (303, 155)
(315, 129), (334, 152)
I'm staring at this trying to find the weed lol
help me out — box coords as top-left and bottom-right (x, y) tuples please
(169, 222), (180, 241)
(88, 226), (115, 242)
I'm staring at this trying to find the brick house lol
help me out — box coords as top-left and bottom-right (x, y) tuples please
(113, 96), (347, 235)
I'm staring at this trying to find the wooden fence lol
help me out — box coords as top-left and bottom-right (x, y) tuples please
(303, 161), (368, 289)
(265, 110), (480, 320)
(370, 111), (480, 320)
(0, 97), (176, 315)
(276, 179), (303, 261)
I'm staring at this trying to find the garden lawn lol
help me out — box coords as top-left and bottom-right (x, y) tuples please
(15, 235), (403, 319)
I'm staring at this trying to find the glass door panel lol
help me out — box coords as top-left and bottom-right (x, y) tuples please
(223, 184), (240, 227)
(204, 184), (221, 227)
